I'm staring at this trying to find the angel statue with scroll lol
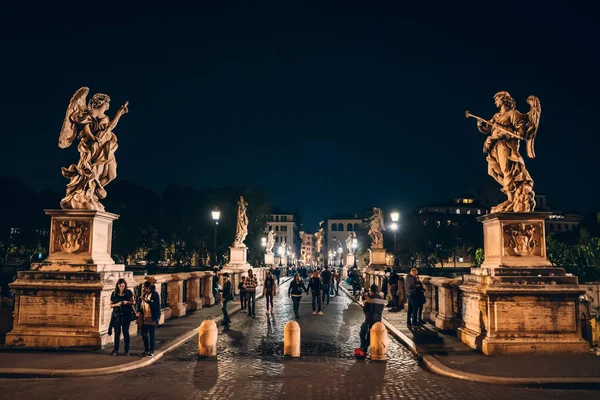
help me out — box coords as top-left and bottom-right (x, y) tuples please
(368, 207), (385, 249)
(465, 91), (540, 213)
(58, 87), (129, 211)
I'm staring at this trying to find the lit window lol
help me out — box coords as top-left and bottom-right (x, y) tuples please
(467, 210), (471, 214)
(477, 209), (481, 215)
(447, 220), (451, 226)
(459, 257), (464, 262)
(456, 209), (461, 214)
(437, 221), (441, 227)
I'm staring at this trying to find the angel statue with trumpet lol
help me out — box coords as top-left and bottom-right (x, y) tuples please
(58, 87), (129, 211)
(466, 91), (541, 213)
(368, 207), (385, 249)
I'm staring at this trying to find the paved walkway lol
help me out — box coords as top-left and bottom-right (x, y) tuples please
(0, 277), (291, 377)
(340, 282), (600, 387)
(1, 279), (598, 399)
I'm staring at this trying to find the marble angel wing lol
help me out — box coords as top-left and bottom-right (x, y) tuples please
(525, 95), (541, 159)
(58, 87), (89, 148)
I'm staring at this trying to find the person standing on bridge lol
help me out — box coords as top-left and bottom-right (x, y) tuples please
(320, 266), (332, 305)
(308, 270), (323, 315)
(288, 273), (307, 318)
(244, 269), (258, 318)
(219, 273), (234, 327)
(140, 281), (161, 357)
(355, 284), (386, 358)
(263, 270), (276, 315)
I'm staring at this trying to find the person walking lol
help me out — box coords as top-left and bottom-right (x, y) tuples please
(244, 269), (258, 318)
(334, 269), (341, 296)
(307, 270), (323, 315)
(288, 273), (307, 318)
(320, 266), (332, 305)
(140, 281), (161, 357)
(219, 273), (234, 327)
(415, 270), (426, 325)
(350, 267), (361, 296)
(405, 268), (423, 327)
(263, 270), (276, 315)
(109, 278), (135, 356)
(238, 276), (247, 313)
(355, 284), (386, 358)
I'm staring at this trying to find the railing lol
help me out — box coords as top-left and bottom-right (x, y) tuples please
(160, 282), (168, 309)
(182, 279), (188, 303)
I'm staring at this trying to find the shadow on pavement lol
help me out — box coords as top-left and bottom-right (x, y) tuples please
(193, 358), (219, 391)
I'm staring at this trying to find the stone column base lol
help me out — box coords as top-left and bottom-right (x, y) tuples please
(6, 268), (136, 349)
(368, 248), (386, 271)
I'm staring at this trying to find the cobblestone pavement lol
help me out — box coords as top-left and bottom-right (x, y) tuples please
(0, 279), (597, 399)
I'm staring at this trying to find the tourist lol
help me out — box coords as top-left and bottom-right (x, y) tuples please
(109, 278), (136, 356)
(212, 267), (220, 300)
(415, 269), (426, 325)
(238, 276), (247, 313)
(264, 270), (276, 315)
(350, 267), (361, 296)
(334, 269), (341, 296)
(244, 269), (258, 317)
(389, 268), (400, 311)
(321, 266), (332, 305)
(288, 273), (307, 318)
(140, 281), (161, 357)
(219, 273), (234, 327)
(355, 284), (386, 358)
(307, 270), (323, 315)
(382, 268), (390, 307)
(405, 268), (423, 327)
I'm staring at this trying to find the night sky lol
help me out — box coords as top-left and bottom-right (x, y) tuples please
(1, 2), (598, 230)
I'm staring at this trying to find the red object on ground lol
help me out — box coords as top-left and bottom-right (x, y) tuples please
(354, 348), (367, 359)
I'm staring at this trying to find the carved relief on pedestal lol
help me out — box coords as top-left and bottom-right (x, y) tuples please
(54, 220), (90, 253)
(503, 222), (541, 257)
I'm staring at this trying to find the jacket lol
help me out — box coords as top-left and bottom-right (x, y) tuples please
(220, 281), (234, 301)
(363, 292), (386, 326)
(321, 269), (332, 285)
(264, 277), (276, 294)
(288, 280), (307, 297)
(405, 274), (422, 297)
(244, 276), (257, 292)
(141, 291), (161, 322)
(307, 277), (322, 294)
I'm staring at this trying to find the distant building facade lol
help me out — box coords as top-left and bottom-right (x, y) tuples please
(266, 212), (298, 260)
(300, 232), (315, 266)
(417, 195), (489, 266)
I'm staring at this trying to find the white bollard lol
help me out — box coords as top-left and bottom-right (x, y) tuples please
(284, 320), (301, 357)
(370, 321), (388, 361)
(198, 318), (218, 356)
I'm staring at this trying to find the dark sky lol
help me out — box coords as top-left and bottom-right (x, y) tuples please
(1, 2), (598, 231)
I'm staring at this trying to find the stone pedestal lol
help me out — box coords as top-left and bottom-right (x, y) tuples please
(225, 246), (252, 272)
(264, 253), (275, 266)
(6, 210), (136, 349)
(457, 212), (589, 355)
(368, 248), (387, 270)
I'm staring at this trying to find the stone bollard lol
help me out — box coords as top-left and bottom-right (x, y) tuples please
(283, 320), (301, 357)
(370, 321), (387, 361)
(198, 318), (218, 356)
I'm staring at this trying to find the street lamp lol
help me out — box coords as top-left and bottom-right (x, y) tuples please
(261, 237), (267, 251)
(211, 207), (220, 266)
(390, 211), (400, 265)
(338, 246), (343, 267)
(278, 245), (283, 267)
(352, 238), (358, 268)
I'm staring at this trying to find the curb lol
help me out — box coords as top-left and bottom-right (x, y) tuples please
(0, 277), (292, 378)
(338, 284), (600, 388)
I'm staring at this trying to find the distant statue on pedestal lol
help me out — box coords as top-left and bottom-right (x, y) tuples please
(266, 230), (275, 254)
(233, 196), (249, 247)
(368, 208), (385, 249)
(346, 232), (356, 253)
(466, 91), (541, 213)
(58, 87), (129, 211)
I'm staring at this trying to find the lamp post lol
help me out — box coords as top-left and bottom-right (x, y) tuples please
(261, 237), (267, 251)
(338, 246), (343, 268)
(390, 211), (400, 265)
(211, 207), (220, 266)
(352, 238), (358, 268)
(278, 245), (283, 267)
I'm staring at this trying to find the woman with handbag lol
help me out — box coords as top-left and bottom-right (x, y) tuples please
(109, 278), (135, 356)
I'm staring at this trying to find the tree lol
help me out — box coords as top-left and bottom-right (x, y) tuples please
(547, 228), (600, 283)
